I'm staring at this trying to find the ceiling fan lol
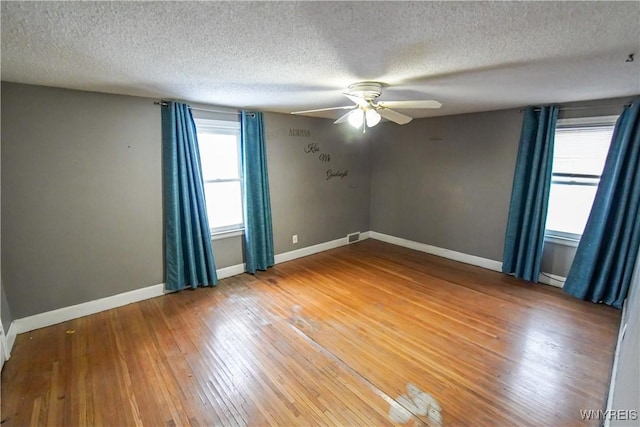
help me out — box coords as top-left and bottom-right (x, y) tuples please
(291, 82), (442, 133)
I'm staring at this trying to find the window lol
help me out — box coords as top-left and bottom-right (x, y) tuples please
(545, 116), (617, 244)
(194, 118), (244, 235)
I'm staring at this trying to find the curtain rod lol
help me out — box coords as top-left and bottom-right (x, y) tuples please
(154, 101), (254, 117)
(521, 102), (632, 112)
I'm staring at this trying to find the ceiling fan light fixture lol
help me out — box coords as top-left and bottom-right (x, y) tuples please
(292, 81), (441, 130)
(365, 109), (381, 127)
(348, 109), (364, 128)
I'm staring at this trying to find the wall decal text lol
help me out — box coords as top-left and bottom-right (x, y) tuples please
(304, 142), (320, 153)
(326, 169), (348, 180)
(289, 128), (311, 137)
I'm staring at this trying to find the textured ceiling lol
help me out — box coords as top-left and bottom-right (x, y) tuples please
(2, 1), (639, 119)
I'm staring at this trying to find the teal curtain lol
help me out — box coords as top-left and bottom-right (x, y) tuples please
(162, 102), (218, 291)
(564, 100), (640, 309)
(502, 106), (559, 282)
(241, 111), (275, 274)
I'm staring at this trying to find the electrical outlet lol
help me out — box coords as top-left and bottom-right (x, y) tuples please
(292, 234), (298, 244)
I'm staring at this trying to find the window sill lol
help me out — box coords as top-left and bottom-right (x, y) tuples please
(211, 228), (244, 240)
(544, 234), (580, 248)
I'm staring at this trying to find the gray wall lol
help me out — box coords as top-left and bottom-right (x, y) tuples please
(0, 96), (9, 331)
(541, 244), (577, 278)
(1, 82), (371, 320)
(264, 112), (371, 253)
(2, 82), (164, 319)
(370, 108), (522, 262)
(610, 251), (640, 426)
(370, 98), (634, 278)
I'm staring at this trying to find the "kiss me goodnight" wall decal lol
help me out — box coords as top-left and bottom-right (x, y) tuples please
(291, 128), (349, 181)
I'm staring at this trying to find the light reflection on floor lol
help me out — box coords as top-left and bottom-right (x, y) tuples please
(208, 314), (255, 396)
(508, 310), (569, 409)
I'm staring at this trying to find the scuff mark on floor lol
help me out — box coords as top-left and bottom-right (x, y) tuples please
(389, 383), (442, 426)
(290, 304), (317, 332)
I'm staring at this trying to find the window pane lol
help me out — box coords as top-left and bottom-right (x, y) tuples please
(546, 120), (614, 238)
(204, 181), (243, 229)
(546, 183), (598, 235)
(198, 132), (240, 180)
(553, 127), (613, 176)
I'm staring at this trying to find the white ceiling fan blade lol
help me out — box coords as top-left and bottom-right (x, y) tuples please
(377, 107), (413, 125)
(291, 105), (354, 114)
(342, 93), (369, 108)
(378, 100), (442, 109)
(334, 110), (356, 124)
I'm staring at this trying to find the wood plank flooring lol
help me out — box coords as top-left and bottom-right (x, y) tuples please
(1, 240), (621, 426)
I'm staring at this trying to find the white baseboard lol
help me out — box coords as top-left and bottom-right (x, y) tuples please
(0, 324), (8, 369)
(5, 322), (17, 360)
(217, 231), (372, 274)
(4, 233), (373, 352)
(369, 231), (503, 272)
(6, 231), (504, 355)
(217, 263), (246, 279)
(538, 272), (566, 288)
(11, 283), (166, 337)
(369, 232), (569, 290)
(360, 231), (371, 240)
(6, 261), (251, 341)
(275, 232), (370, 264)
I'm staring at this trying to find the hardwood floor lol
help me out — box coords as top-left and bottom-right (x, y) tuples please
(1, 240), (621, 426)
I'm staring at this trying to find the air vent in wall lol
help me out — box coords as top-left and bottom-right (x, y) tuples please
(347, 232), (360, 244)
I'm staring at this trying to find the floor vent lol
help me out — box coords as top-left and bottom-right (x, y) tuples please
(347, 232), (360, 244)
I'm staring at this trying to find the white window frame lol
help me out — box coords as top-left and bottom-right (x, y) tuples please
(194, 118), (244, 238)
(544, 115), (618, 246)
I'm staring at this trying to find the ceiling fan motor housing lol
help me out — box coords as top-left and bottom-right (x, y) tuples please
(347, 82), (382, 101)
